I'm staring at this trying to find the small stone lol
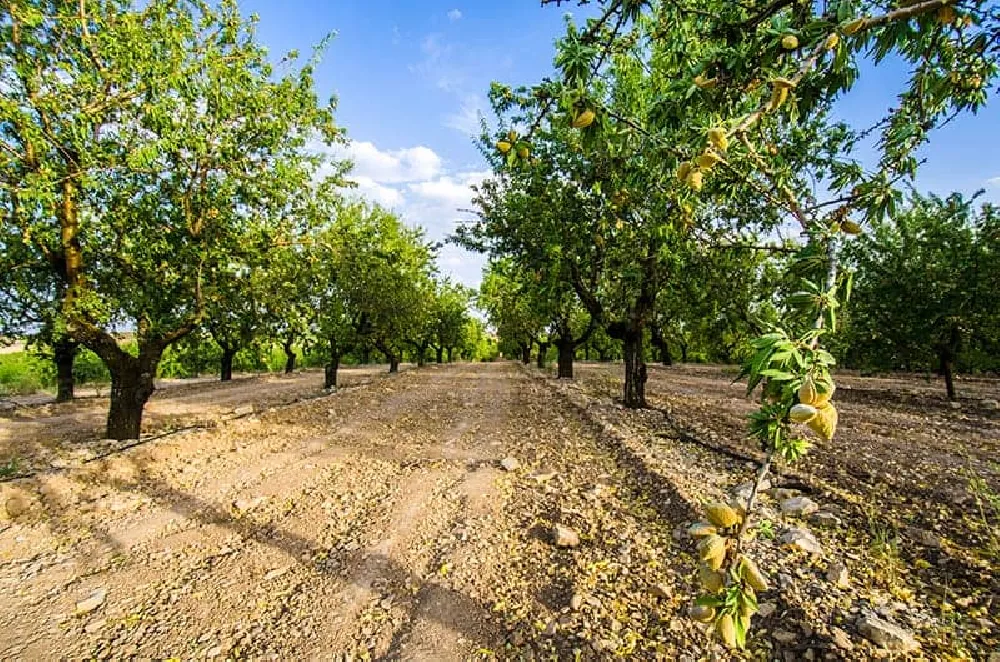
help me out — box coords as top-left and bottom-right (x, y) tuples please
(232, 496), (267, 512)
(529, 469), (557, 482)
(949, 401), (962, 410)
(232, 405), (254, 416)
(570, 594), (583, 610)
(84, 620), (104, 634)
(732, 479), (771, 502)
(906, 527), (942, 548)
(830, 627), (854, 651)
(758, 602), (777, 618)
(552, 524), (580, 548)
(780, 527), (823, 555)
(206, 646), (222, 659)
(773, 630), (798, 644)
(649, 583), (671, 600)
(771, 488), (798, 500)
(857, 616), (920, 653)
(826, 561), (850, 589)
(75, 589), (107, 615)
(781, 496), (819, 517)
(4, 494), (28, 519)
(810, 511), (841, 527)
(500, 457), (520, 472)
(980, 398), (999, 411)
(263, 567), (289, 581)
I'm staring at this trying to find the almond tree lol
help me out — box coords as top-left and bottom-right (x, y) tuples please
(504, 0), (996, 649)
(1, 0), (342, 438)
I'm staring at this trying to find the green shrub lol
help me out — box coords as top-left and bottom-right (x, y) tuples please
(0, 352), (45, 395)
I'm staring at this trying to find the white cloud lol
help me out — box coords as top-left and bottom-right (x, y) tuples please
(344, 140), (443, 183)
(987, 176), (1000, 188)
(408, 171), (489, 209)
(347, 175), (404, 208)
(447, 9), (462, 21)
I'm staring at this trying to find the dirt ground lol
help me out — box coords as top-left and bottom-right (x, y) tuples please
(0, 366), (408, 476)
(1, 362), (998, 660)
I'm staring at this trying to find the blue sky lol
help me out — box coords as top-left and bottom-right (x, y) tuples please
(239, 1), (1000, 288)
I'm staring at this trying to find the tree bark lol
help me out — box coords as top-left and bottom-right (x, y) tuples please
(520, 343), (531, 364)
(447, 347), (453, 363)
(661, 343), (673, 366)
(220, 346), (236, 382)
(389, 356), (400, 373)
(436, 346), (444, 363)
(584, 345), (591, 361)
(106, 354), (158, 440)
(680, 341), (688, 364)
(53, 338), (78, 402)
(536, 342), (549, 369)
(556, 338), (574, 379)
(325, 339), (340, 390)
(283, 338), (296, 374)
(621, 329), (647, 408)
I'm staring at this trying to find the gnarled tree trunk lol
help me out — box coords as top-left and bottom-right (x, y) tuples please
(53, 338), (78, 402)
(556, 338), (575, 379)
(220, 346), (236, 382)
(283, 337), (296, 374)
(325, 338), (340, 389)
(536, 342), (549, 369)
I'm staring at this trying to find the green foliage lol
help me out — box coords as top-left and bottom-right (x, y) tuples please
(842, 193), (1000, 387)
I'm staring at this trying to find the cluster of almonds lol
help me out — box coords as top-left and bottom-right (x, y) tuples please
(788, 375), (838, 440)
(688, 502), (769, 648)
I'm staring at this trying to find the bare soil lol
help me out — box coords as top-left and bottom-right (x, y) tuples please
(1, 362), (997, 660)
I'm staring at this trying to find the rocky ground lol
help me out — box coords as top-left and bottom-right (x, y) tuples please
(1, 362), (997, 660)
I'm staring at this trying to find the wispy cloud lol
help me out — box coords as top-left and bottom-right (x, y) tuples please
(444, 95), (486, 137)
(447, 9), (462, 22)
(987, 176), (1000, 188)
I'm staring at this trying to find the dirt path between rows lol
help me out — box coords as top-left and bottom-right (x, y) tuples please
(3, 362), (718, 661)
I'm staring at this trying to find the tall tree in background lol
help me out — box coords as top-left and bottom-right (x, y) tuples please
(844, 193), (1000, 398)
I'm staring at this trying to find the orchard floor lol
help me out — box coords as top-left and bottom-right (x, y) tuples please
(0, 362), (997, 660)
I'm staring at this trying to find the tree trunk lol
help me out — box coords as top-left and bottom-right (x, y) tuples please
(622, 329), (647, 408)
(556, 339), (575, 379)
(436, 347), (444, 363)
(362, 347), (371, 364)
(389, 355), (399, 373)
(584, 345), (591, 361)
(325, 340), (340, 390)
(598, 348), (609, 362)
(680, 341), (688, 364)
(106, 357), (157, 440)
(220, 346), (236, 382)
(283, 339), (296, 374)
(520, 344), (531, 364)
(447, 347), (453, 363)
(536, 342), (549, 369)
(660, 343), (673, 366)
(53, 339), (78, 402)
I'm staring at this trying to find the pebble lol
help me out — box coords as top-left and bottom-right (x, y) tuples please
(758, 602), (777, 618)
(826, 561), (850, 589)
(830, 626), (854, 651)
(781, 496), (819, 517)
(570, 594), (583, 610)
(75, 588), (107, 615)
(500, 457), (520, 472)
(857, 615), (920, 652)
(773, 630), (798, 644)
(780, 527), (823, 556)
(809, 511), (841, 527)
(552, 524), (580, 548)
